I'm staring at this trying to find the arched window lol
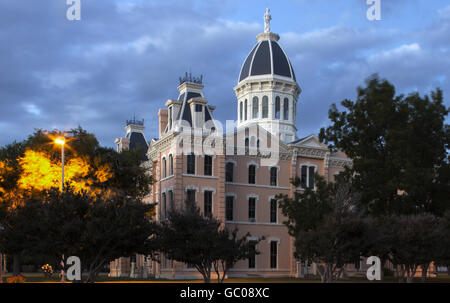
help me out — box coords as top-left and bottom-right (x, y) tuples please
(245, 137), (249, 148)
(248, 165), (256, 184)
(226, 162), (234, 182)
(252, 96), (259, 119)
(283, 98), (289, 120)
(169, 154), (173, 175)
(239, 101), (243, 122)
(162, 157), (167, 178)
(262, 96), (268, 118)
(270, 167), (277, 186)
(244, 99), (248, 121)
(275, 96), (280, 119)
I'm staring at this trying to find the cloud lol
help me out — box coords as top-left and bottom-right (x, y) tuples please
(0, 0), (448, 149)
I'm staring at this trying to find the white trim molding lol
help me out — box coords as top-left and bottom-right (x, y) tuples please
(246, 160), (260, 169)
(225, 192), (237, 198)
(185, 185), (199, 192)
(202, 187), (217, 194)
(225, 158), (237, 166)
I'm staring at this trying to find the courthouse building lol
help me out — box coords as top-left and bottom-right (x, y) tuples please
(110, 10), (354, 279)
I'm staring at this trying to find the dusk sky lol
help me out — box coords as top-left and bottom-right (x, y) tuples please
(1, 0), (449, 148)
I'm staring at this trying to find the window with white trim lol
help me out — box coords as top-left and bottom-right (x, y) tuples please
(225, 196), (234, 221)
(270, 241), (278, 269)
(300, 165), (315, 189)
(270, 199), (277, 223)
(248, 197), (256, 222)
(204, 190), (213, 217)
(248, 165), (256, 184)
(225, 162), (234, 182)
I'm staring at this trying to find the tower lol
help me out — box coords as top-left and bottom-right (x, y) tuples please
(234, 8), (301, 143)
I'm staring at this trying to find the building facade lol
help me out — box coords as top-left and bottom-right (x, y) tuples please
(110, 10), (356, 279)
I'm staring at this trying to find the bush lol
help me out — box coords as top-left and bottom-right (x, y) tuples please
(6, 274), (26, 283)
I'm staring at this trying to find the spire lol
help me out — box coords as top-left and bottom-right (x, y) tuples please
(264, 8), (271, 33)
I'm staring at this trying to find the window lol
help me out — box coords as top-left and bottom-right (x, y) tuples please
(262, 96), (268, 118)
(225, 162), (234, 182)
(248, 197), (256, 221)
(248, 241), (256, 268)
(169, 190), (174, 211)
(283, 98), (289, 120)
(300, 165), (315, 189)
(270, 241), (278, 269)
(204, 155), (212, 176)
(195, 104), (202, 112)
(270, 167), (277, 186)
(204, 191), (212, 217)
(248, 165), (256, 184)
(244, 99), (248, 120)
(309, 167), (315, 188)
(275, 96), (280, 119)
(301, 165), (307, 189)
(162, 157), (167, 178)
(226, 196), (234, 221)
(252, 96), (259, 119)
(187, 153), (195, 174)
(186, 189), (196, 204)
(161, 192), (167, 220)
(169, 154), (173, 176)
(270, 199), (277, 223)
(240, 102), (243, 122)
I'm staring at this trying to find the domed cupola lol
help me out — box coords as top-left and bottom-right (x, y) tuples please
(238, 34), (296, 83)
(234, 8), (301, 144)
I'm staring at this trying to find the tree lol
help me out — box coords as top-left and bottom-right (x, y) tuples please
(434, 210), (450, 276)
(0, 127), (153, 276)
(319, 75), (449, 216)
(278, 174), (366, 283)
(0, 187), (156, 283)
(388, 214), (439, 283)
(212, 228), (262, 283)
(152, 200), (260, 283)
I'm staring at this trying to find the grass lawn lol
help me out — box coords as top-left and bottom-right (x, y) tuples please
(1, 273), (450, 283)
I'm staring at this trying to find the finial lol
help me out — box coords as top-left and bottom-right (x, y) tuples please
(264, 8), (271, 33)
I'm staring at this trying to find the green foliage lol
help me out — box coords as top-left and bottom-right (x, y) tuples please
(0, 187), (156, 283)
(151, 200), (260, 283)
(319, 74), (449, 216)
(278, 174), (366, 283)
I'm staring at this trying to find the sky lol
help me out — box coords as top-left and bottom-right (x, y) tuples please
(0, 0), (449, 148)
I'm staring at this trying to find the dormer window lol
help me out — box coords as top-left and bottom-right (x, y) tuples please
(195, 104), (202, 112)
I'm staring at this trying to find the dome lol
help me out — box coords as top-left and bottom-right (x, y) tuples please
(238, 35), (296, 83)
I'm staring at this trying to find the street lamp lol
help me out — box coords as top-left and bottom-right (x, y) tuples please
(54, 137), (65, 191)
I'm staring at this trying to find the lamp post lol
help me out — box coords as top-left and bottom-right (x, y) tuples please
(54, 137), (65, 191)
(54, 137), (66, 282)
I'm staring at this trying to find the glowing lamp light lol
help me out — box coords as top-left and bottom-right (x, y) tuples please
(54, 138), (65, 146)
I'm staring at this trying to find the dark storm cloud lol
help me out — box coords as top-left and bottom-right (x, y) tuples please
(0, 0), (448, 148)
(0, 0), (259, 146)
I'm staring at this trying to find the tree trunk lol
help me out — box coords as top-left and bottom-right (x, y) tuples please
(421, 264), (428, 283)
(380, 258), (386, 281)
(12, 254), (20, 276)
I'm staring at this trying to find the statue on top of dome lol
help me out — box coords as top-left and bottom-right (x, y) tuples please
(264, 8), (271, 33)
